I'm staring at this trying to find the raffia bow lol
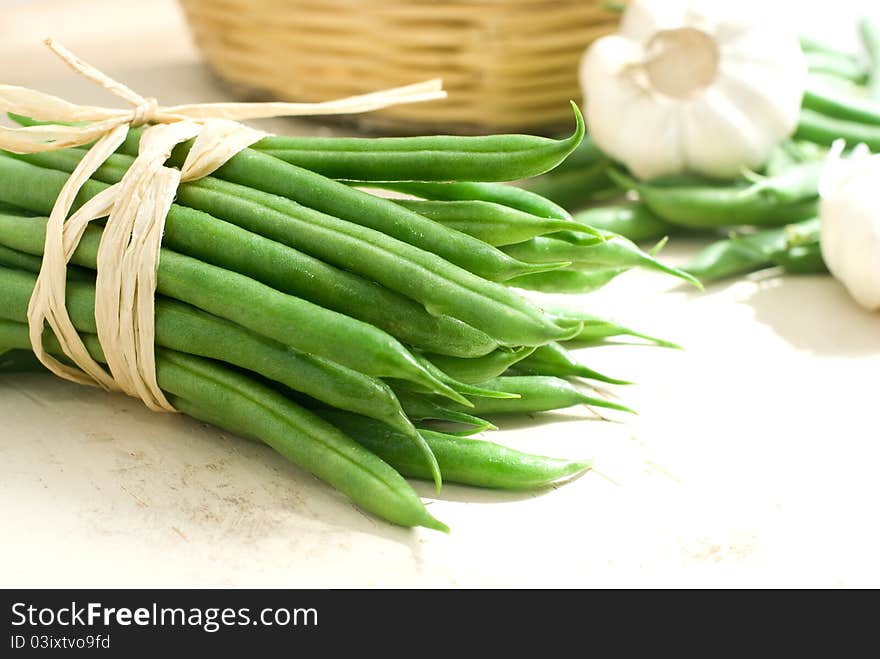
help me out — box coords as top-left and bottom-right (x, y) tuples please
(0, 39), (446, 411)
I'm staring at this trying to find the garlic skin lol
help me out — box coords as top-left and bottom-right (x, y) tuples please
(819, 143), (880, 311)
(580, 0), (807, 181)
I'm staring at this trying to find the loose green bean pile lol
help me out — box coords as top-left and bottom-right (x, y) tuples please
(0, 105), (686, 529)
(512, 18), (880, 286)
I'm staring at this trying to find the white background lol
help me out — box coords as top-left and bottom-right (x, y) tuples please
(0, 0), (878, 587)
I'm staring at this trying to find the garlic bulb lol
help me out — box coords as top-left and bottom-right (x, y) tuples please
(819, 142), (880, 310)
(579, 0), (806, 181)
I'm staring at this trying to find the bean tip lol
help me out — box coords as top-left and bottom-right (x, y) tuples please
(421, 514), (451, 534)
(568, 101), (586, 149)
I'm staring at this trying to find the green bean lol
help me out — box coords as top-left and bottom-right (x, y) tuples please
(409, 354), (519, 400)
(503, 231), (700, 287)
(800, 35), (850, 56)
(0, 241), (93, 284)
(544, 306), (681, 348)
(0, 265), (427, 441)
(684, 235), (775, 283)
(609, 165), (821, 228)
(805, 51), (867, 83)
(0, 206), (463, 404)
(508, 268), (626, 294)
(318, 410), (592, 490)
(859, 17), (880, 98)
(0, 201), (32, 215)
(547, 133), (606, 174)
(0, 259), (444, 485)
(684, 218), (824, 283)
(10, 112), (577, 250)
(252, 103), (585, 182)
(763, 142), (800, 176)
(10, 149), (499, 358)
(351, 180), (574, 222)
(796, 108), (880, 150)
(392, 199), (574, 246)
(448, 376), (635, 415)
(764, 140), (826, 177)
(0, 244), (46, 275)
(515, 342), (631, 385)
(771, 242), (826, 273)
(767, 219), (826, 273)
(802, 84), (880, 126)
(114, 141), (566, 283)
(18, 149), (580, 348)
(0, 318), (446, 529)
(571, 204), (677, 243)
(424, 346), (536, 384)
(518, 161), (618, 211)
(182, 182), (580, 346)
(395, 391), (497, 432)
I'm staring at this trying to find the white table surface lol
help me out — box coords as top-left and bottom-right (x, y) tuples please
(1, 0), (878, 588)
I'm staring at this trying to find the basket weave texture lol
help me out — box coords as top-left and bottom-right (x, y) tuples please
(179, 0), (619, 134)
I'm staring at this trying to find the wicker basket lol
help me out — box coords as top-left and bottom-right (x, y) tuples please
(178, 0), (620, 134)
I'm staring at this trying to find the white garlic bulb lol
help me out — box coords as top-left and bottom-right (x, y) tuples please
(580, 0), (807, 181)
(820, 142), (880, 310)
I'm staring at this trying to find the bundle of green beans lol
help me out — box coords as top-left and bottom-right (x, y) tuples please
(510, 18), (880, 286)
(0, 105), (685, 530)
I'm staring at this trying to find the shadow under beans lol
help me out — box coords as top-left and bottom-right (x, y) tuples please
(719, 272), (880, 357)
(0, 374), (430, 547)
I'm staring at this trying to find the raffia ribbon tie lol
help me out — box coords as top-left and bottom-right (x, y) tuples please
(0, 38), (446, 412)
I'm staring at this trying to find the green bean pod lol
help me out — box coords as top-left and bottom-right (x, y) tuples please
(448, 376), (635, 415)
(13, 108), (576, 224)
(683, 235), (775, 283)
(252, 102), (585, 182)
(392, 199), (574, 246)
(518, 160), (618, 211)
(0, 319), (446, 530)
(14, 149), (581, 347)
(120, 142), (566, 283)
(10, 149), (500, 358)
(0, 265), (425, 440)
(319, 411), (592, 490)
(684, 218), (825, 283)
(571, 204), (677, 243)
(860, 17), (880, 98)
(608, 166), (821, 228)
(546, 133), (606, 174)
(409, 355), (519, 400)
(802, 84), (880, 126)
(0, 201), (32, 215)
(508, 268), (626, 294)
(395, 391), (497, 432)
(545, 306), (681, 348)
(0, 204), (463, 404)
(424, 346), (536, 385)
(805, 51), (867, 83)
(796, 108), (880, 150)
(0, 244), (46, 275)
(352, 180), (574, 222)
(515, 342), (632, 385)
(772, 243), (827, 273)
(763, 140), (826, 177)
(178, 181), (581, 346)
(8, 114), (571, 281)
(503, 231), (701, 287)
(799, 35), (851, 56)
